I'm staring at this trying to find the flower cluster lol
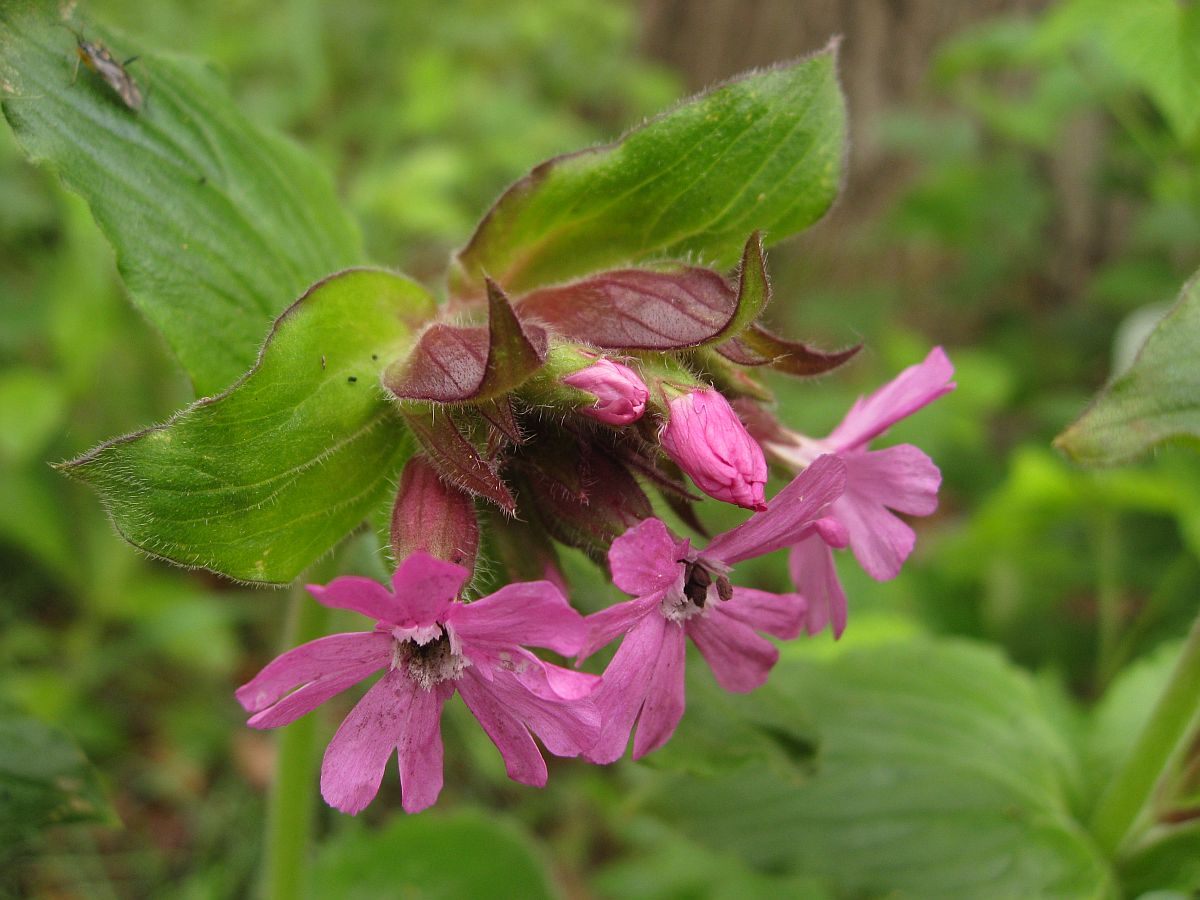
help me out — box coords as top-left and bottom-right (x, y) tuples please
(238, 346), (954, 814)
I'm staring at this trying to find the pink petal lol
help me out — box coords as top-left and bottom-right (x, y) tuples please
(397, 682), (453, 814)
(720, 587), (807, 640)
(509, 649), (600, 701)
(704, 454), (846, 565)
(320, 669), (417, 815)
(826, 346), (955, 452)
(660, 389), (768, 510)
(631, 621), (687, 759)
(586, 614), (668, 764)
(458, 669), (547, 786)
(487, 668), (600, 758)
(578, 592), (663, 661)
(687, 607), (779, 693)
(789, 535), (848, 638)
(814, 515), (850, 549)
(608, 518), (686, 597)
(843, 445), (942, 517)
(448, 581), (585, 657)
(388, 552), (470, 626)
(835, 446), (941, 581)
(306, 577), (402, 624)
(236, 632), (392, 728)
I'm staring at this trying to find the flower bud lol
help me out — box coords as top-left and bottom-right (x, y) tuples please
(659, 389), (768, 511)
(562, 358), (649, 425)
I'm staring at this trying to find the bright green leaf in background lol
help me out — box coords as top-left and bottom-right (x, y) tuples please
(0, 706), (116, 848)
(1041, 0), (1200, 142)
(450, 43), (845, 296)
(651, 641), (1115, 899)
(0, 0), (362, 395)
(311, 812), (559, 900)
(1057, 271), (1200, 465)
(61, 269), (432, 584)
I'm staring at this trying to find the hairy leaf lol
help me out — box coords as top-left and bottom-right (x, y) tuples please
(386, 280), (547, 403)
(718, 324), (861, 376)
(451, 44), (846, 295)
(517, 235), (770, 351)
(61, 270), (433, 584)
(401, 408), (516, 513)
(1056, 270), (1200, 465)
(0, 2), (362, 394)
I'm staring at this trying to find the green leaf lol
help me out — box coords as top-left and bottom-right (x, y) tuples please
(450, 44), (846, 296)
(60, 269), (434, 584)
(0, 706), (117, 847)
(1056, 271), (1200, 465)
(650, 640), (1115, 899)
(311, 811), (560, 900)
(0, 2), (362, 395)
(0, 368), (66, 464)
(1042, 0), (1200, 142)
(645, 656), (819, 778)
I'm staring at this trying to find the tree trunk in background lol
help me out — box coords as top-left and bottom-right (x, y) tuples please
(638, 0), (1113, 320)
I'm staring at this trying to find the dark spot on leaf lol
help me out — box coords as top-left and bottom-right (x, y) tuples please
(347, 376), (357, 383)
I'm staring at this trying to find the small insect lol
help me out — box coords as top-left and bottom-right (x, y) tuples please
(65, 26), (143, 112)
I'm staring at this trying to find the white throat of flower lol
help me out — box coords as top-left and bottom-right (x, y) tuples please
(660, 558), (733, 623)
(764, 430), (829, 472)
(391, 625), (467, 690)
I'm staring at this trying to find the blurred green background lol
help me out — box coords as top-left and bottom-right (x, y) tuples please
(2, 0), (1198, 896)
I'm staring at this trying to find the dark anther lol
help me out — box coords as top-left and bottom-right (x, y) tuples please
(683, 562), (712, 607)
(715, 575), (733, 603)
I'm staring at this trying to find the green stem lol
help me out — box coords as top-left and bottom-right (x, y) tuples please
(262, 587), (329, 900)
(1089, 611), (1200, 857)
(1094, 508), (1122, 690)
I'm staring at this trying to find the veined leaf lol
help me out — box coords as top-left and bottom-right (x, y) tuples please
(516, 233), (770, 352)
(652, 640), (1115, 899)
(61, 270), (434, 584)
(1056, 270), (1200, 465)
(451, 44), (846, 296)
(385, 279), (547, 403)
(718, 325), (861, 375)
(0, 1), (362, 395)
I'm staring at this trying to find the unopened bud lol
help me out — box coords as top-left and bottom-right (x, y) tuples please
(562, 358), (649, 425)
(659, 389), (768, 511)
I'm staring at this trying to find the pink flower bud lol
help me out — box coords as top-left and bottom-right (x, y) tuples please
(660, 389), (768, 511)
(562, 358), (649, 425)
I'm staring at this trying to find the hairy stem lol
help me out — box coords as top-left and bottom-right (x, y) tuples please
(1090, 611), (1200, 857)
(262, 587), (329, 900)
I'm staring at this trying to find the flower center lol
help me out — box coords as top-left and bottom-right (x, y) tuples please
(661, 560), (733, 622)
(391, 628), (466, 690)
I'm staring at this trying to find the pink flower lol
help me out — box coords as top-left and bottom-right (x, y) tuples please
(579, 454), (845, 763)
(660, 388), (768, 511)
(236, 553), (599, 815)
(562, 358), (649, 425)
(762, 347), (955, 638)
